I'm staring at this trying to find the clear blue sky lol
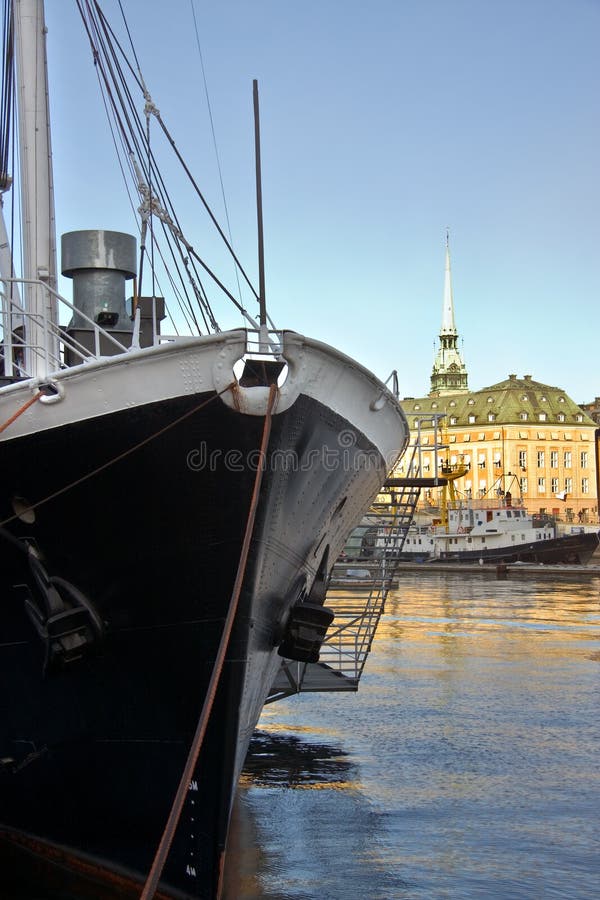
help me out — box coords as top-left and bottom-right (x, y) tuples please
(44, 0), (600, 403)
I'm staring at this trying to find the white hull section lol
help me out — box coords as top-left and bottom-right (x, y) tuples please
(0, 329), (407, 468)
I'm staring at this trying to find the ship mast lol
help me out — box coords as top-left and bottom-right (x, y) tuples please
(14, 0), (58, 376)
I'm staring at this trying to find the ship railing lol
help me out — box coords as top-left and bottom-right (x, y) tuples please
(0, 278), (288, 382)
(446, 497), (525, 511)
(0, 278), (129, 378)
(243, 327), (283, 357)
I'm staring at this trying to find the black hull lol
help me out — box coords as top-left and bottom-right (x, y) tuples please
(398, 531), (600, 565)
(0, 389), (386, 897)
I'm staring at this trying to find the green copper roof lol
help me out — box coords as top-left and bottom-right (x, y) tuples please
(401, 374), (596, 428)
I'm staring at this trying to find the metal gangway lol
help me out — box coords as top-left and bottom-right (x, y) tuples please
(268, 416), (449, 702)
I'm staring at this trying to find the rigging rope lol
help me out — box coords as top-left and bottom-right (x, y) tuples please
(0, 384), (234, 529)
(140, 382), (278, 900)
(76, 0), (267, 335)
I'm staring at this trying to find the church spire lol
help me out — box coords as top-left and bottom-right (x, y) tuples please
(429, 231), (469, 397)
(441, 229), (456, 334)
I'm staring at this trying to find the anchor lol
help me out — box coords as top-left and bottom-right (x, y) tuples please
(20, 550), (105, 674)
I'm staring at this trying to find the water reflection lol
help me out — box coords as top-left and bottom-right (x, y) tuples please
(241, 731), (355, 788)
(233, 573), (600, 899)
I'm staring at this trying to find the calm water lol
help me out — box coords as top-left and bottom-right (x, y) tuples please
(224, 571), (600, 899)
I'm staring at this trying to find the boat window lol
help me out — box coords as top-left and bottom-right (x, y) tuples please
(486, 511), (493, 522)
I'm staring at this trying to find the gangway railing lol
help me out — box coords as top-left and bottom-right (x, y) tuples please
(267, 417), (451, 702)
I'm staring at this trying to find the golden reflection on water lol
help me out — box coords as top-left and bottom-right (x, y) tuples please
(239, 572), (600, 898)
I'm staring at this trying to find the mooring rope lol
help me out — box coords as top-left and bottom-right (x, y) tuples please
(0, 390), (42, 434)
(140, 382), (278, 900)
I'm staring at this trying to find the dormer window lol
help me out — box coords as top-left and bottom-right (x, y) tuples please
(519, 412), (528, 421)
(468, 414), (476, 424)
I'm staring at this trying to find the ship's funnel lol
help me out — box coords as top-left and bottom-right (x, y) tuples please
(62, 230), (136, 331)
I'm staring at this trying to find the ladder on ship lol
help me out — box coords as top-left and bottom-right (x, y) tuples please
(268, 415), (449, 701)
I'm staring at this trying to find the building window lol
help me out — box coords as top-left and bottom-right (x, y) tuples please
(564, 451), (572, 468)
(488, 413), (496, 422)
(565, 477), (573, 493)
(576, 414), (583, 422)
(550, 450), (558, 468)
(582, 477), (589, 494)
(494, 453), (502, 467)
(450, 416), (458, 425)
(449, 400), (456, 407)
(551, 477), (559, 493)
(537, 477), (545, 493)
(478, 454), (486, 469)
(487, 396), (494, 403)
(468, 414), (476, 424)
(538, 413), (547, 422)
(581, 451), (588, 468)
(519, 450), (527, 468)
(520, 477), (527, 494)
(519, 412), (528, 421)
(557, 413), (565, 422)
(468, 398), (475, 405)
(537, 450), (545, 467)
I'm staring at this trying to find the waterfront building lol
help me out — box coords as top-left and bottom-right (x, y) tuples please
(398, 239), (598, 523)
